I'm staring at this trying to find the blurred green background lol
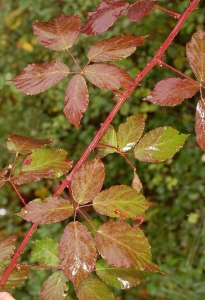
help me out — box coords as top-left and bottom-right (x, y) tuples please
(0, 0), (205, 299)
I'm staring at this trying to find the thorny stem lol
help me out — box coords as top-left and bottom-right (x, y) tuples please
(0, 0), (200, 287)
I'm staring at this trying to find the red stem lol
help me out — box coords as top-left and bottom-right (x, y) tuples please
(0, 0), (200, 287)
(154, 4), (181, 19)
(9, 181), (26, 205)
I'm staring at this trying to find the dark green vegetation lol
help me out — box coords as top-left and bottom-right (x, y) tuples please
(1, 0), (205, 299)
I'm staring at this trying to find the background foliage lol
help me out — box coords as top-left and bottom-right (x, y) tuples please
(0, 0), (205, 299)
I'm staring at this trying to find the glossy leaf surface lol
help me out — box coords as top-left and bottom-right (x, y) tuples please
(93, 185), (151, 218)
(84, 64), (133, 90)
(39, 271), (68, 300)
(97, 125), (117, 157)
(95, 221), (158, 270)
(96, 259), (157, 289)
(186, 28), (205, 82)
(87, 35), (147, 62)
(127, 1), (154, 22)
(21, 148), (73, 178)
(0, 235), (16, 262)
(0, 267), (30, 291)
(71, 157), (105, 205)
(11, 170), (55, 185)
(81, 0), (129, 35)
(195, 100), (205, 150)
(117, 114), (145, 151)
(77, 277), (114, 300)
(59, 222), (97, 287)
(64, 75), (89, 129)
(143, 78), (199, 106)
(12, 60), (70, 95)
(17, 197), (74, 224)
(31, 237), (60, 266)
(33, 14), (82, 51)
(7, 134), (52, 154)
(134, 127), (188, 162)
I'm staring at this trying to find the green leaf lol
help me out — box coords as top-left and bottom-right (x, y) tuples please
(7, 134), (52, 154)
(21, 148), (73, 178)
(39, 271), (68, 300)
(31, 237), (60, 266)
(77, 277), (114, 300)
(134, 126), (188, 162)
(0, 234), (16, 262)
(96, 259), (158, 289)
(97, 125), (117, 158)
(117, 114), (145, 152)
(94, 221), (158, 270)
(93, 185), (151, 219)
(70, 157), (105, 205)
(0, 266), (31, 291)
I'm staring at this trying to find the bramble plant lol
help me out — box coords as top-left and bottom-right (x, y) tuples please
(0, 0), (204, 299)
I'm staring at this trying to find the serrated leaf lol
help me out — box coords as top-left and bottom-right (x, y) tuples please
(117, 114), (145, 151)
(96, 259), (158, 289)
(21, 148), (73, 178)
(33, 14), (82, 51)
(12, 60), (70, 95)
(70, 157), (105, 205)
(134, 126), (188, 162)
(84, 64), (133, 90)
(195, 99), (205, 150)
(127, 1), (154, 22)
(16, 197), (74, 224)
(97, 125), (117, 158)
(7, 134), (52, 154)
(186, 28), (205, 82)
(0, 167), (8, 188)
(87, 35), (148, 62)
(11, 169), (55, 185)
(93, 185), (151, 219)
(77, 277), (114, 300)
(0, 235), (16, 262)
(39, 271), (68, 300)
(0, 266), (30, 290)
(80, 0), (129, 35)
(31, 238), (60, 266)
(143, 78), (199, 106)
(94, 221), (158, 270)
(64, 75), (89, 129)
(58, 222), (97, 287)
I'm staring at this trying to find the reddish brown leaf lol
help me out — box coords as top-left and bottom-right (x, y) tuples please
(12, 60), (70, 95)
(33, 14), (82, 51)
(87, 35), (148, 62)
(58, 222), (97, 287)
(143, 78), (199, 106)
(0, 235), (16, 262)
(195, 100), (205, 150)
(127, 1), (154, 23)
(11, 170), (55, 185)
(71, 157), (105, 205)
(7, 134), (52, 154)
(186, 28), (205, 82)
(16, 197), (74, 224)
(0, 266), (31, 290)
(81, 0), (129, 35)
(64, 75), (89, 129)
(95, 221), (158, 270)
(84, 64), (133, 90)
(0, 166), (8, 188)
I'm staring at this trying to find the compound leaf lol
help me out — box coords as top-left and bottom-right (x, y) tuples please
(59, 222), (97, 287)
(17, 197), (74, 224)
(195, 99), (205, 151)
(134, 127), (188, 162)
(81, 0), (129, 35)
(117, 114), (145, 152)
(64, 75), (89, 129)
(12, 60), (70, 95)
(71, 157), (105, 205)
(7, 134), (52, 154)
(33, 14), (82, 51)
(143, 78), (199, 106)
(186, 28), (205, 82)
(84, 64), (133, 90)
(0, 234), (16, 262)
(87, 35), (148, 62)
(127, 1), (154, 22)
(97, 125), (117, 158)
(94, 221), (158, 270)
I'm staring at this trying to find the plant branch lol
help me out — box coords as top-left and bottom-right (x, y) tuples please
(9, 181), (26, 205)
(154, 4), (181, 19)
